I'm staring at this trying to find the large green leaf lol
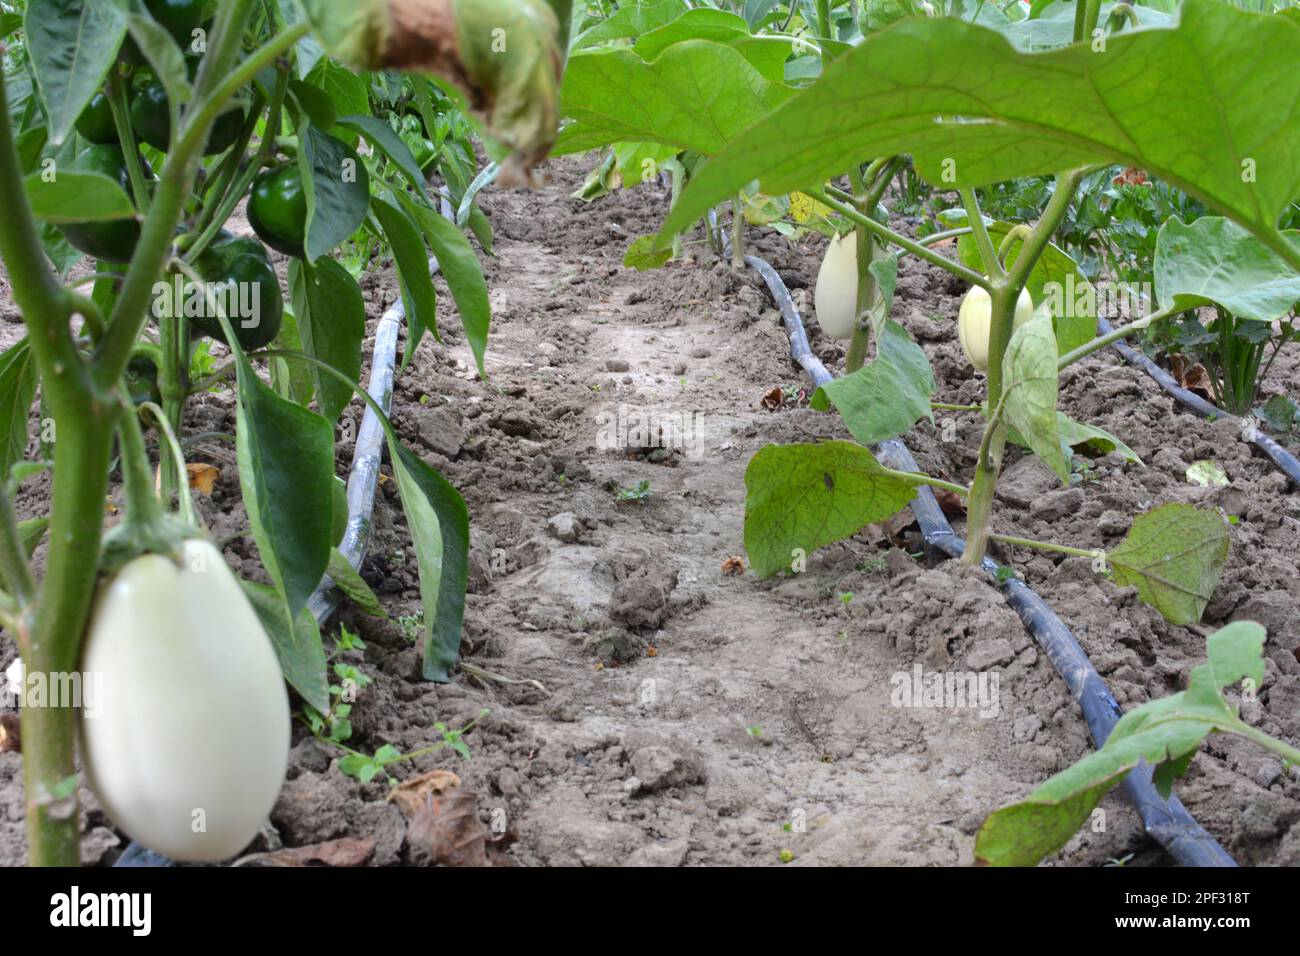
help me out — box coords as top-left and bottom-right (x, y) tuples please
(810, 320), (934, 446)
(24, 0), (127, 146)
(304, 58), (369, 124)
(743, 441), (919, 577)
(235, 364), (335, 622)
(1001, 315), (1068, 482)
(1107, 503), (1229, 626)
(400, 197), (492, 378)
(298, 125), (371, 263)
(662, 3), (1300, 262)
(0, 340), (37, 478)
(572, 0), (688, 49)
(288, 257), (366, 424)
(633, 7), (750, 60)
(555, 40), (795, 156)
(976, 621), (1265, 866)
(243, 580), (330, 712)
(1154, 217), (1300, 322)
(372, 197), (438, 368)
(24, 171), (134, 223)
(389, 444), (470, 682)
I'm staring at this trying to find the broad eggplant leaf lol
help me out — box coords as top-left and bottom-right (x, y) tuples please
(1154, 217), (1300, 322)
(572, 0), (688, 49)
(1107, 503), (1230, 626)
(976, 621), (1265, 866)
(24, 0), (127, 146)
(811, 320), (935, 446)
(555, 40), (795, 156)
(633, 8), (750, 60)
(288, 257), (366, 424)
(662, 3), (1300, 265)
(1001, 315), (1068, 482)
(624, 235), (672, 271)
(744, 441), (919, 577)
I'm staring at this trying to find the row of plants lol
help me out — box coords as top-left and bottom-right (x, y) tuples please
(557, 0), (1300, 863)
(0, 0), (568, 864)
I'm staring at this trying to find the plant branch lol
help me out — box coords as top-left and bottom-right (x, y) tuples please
(961, 187), (1001, 278)
(1057, 305), (1173, 370)
(813, 186), (988, 288)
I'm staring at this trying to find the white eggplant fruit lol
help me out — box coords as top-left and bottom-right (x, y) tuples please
(814, 231), (859, 340)
(80, 538), (289, 862)
(957, 285), (1035, 372)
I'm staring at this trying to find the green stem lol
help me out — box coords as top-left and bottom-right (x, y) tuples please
(141, 402), (201, 529)
(996, 224), (1033, 268)
(93, 9), (299, 395)
(932, 402), (982, 412)
(1233, 719), (1300, 769)
(157, 277), (183, 503)
(731, 194), (744, 268)
(1057, 306), (1172, 370)
(844, 164), (874, 374)
(0, 55), (118, 868)
(115, 401), (166, 526)
(105, 72), (152, 216)
(813, 186), (989, 289)
(1003, 168), (1087, 294)
(881, 468), (970, 497)
(989, 533), (1103, 560)
(960, 187), (1001, 278)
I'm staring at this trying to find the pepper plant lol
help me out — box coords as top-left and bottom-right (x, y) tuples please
(0, 0), (565, 865)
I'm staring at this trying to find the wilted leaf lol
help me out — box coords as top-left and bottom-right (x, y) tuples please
(186, 462), (220, 494)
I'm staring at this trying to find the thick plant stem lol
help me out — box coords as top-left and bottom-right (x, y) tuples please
(730, 195), (744, 269)
(23, 415), (115, 866)
(844, 164), (874, 373)
(963, 285), (1019, 569)
(0, 55), (121, 867)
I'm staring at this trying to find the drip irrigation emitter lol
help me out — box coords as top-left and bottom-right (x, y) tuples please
(729, 219), (1235, 866)
(1097, 318), (1300, 487)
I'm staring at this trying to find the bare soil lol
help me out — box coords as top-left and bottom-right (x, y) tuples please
(2, 156), (1299, 866)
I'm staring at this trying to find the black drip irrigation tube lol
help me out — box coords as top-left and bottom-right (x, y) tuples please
(736, 234), (1235, 866)
(115, 198), (458, 868)
(1098, 317), (1300, 487)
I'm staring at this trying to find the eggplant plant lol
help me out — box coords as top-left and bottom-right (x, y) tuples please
(0, 0), (565, 865)
(559, 0), (1300, 860)
(578, 1), (1300, 587)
